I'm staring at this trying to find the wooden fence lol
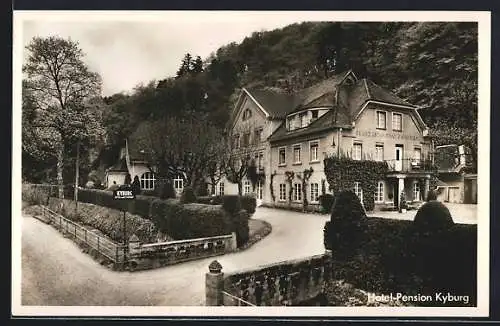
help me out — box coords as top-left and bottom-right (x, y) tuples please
(40, 206), (127, 264)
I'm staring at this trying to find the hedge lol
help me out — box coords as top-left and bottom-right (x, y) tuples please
(240, 195), (257, 215)
(197, 195), (255, 216)
(324, 216), (477, 305)
(47, 197), (157, 243)
(149, 199), (234, 240)
(41, 186), (250, 247)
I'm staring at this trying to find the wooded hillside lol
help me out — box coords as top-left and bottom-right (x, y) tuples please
(23, 22), (478, 184)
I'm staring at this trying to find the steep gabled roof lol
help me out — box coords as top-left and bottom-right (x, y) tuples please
(364, 79), (415, 108)
(244, 87), (295, 119)
(106, 157), (128, 172)
(291, 73), (348, 111)
(268, 108), (352, 143)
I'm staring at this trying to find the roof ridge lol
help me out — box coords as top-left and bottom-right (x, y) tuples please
(363, 78), (371, 99)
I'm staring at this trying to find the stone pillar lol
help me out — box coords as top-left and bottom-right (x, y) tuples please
(206, 260), (224, 306)
(230, 232), (238, 251)
(424, 177), (430, 201)
(398, 177), (405, 208)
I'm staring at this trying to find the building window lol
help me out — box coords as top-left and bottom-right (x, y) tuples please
(293, 144), (301, 164)
(242, 132), (250, 147)
(354, 182), (363, 202)
(311, 110), (318, 120)
(279, 183), (287, 201)
(353, 143), (362, 161)
(376, 111), (387, 129)
(413, 147), (422, 163)
(173, 176), (184, 195)
(254, 128), (263, 144)
(413, 182), (421, 201)
(375, 144), (384, 162)
(375, 181), (384, 203)
(392, 113), (402, 131)
(278, 147), (286, 166)
(310, 141), (319, 162)
(244, 180), (251, 195)
(293, 183), (302, 202)
(234, 134), (240, 149)
(310, 183), (319, 202)
(140, 172), (156, 190)
(300, 112), (308, 128)
(257, 151), (264, 170)
(219, 181), (224, 196)
(257, 181), (263, 200)
(242, 108), (252, 121)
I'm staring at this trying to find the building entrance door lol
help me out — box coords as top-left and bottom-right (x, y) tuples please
(395, 145), (403, 171)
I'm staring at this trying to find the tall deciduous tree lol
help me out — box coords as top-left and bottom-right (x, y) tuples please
(23, 36), (103, 197)
(133, 116), (226, 192)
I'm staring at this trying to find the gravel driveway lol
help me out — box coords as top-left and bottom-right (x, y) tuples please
(20, 207), (329, 306)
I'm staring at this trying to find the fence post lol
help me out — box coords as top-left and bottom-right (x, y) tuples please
(59, 215), (62, 230)
(97, 236), (100, 252)
(85, 229), (87, 242)
(206, 260), (224, 306)
(74, 223), (77, 238)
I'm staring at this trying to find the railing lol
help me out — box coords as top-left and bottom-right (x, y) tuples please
(206, 253), (332, 306)
(39, 206), (127, 263)
(127, 233), (237, 270)
(385, 158), (435, 173)
(221, 290), (257, 306)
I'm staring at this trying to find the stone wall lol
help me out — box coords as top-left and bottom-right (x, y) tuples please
(206, 252), (332, 306)
(127, 233), (237, 271)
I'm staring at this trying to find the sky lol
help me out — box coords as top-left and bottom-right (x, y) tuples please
(19, 11), (337, 96)
(17, 11), (485, 96)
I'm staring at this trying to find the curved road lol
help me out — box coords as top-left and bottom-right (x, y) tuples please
(21, 208), (329, 306)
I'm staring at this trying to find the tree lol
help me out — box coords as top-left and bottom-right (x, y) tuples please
(133, 116), (226, 192)
(429, 120), (478, 171)
(224, 124), (260, 195)
(23, 36), (103, 197)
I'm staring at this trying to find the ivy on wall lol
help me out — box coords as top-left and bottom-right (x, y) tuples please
(284, 171), (295, 204)
(296, 167), (313, 210)
(270, 170), (277, 202)
(323, 155), (388, 211)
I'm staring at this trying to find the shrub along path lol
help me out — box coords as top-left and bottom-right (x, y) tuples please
(21, 207), (328, 306)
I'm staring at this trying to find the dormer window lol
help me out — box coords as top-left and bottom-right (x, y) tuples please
(300, 112), (308, 128)
(311, 110), (318, 120)
(242, 108), (252, 121)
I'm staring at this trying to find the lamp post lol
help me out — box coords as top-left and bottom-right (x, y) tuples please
(74, 141), (80, 213)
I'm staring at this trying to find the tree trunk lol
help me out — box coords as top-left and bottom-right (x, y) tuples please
(57, 144), (64, 199)
(238, 182), (242, 195)
(210, 179), (216, 195)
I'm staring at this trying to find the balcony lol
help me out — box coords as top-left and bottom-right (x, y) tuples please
(385, 158), (435, 174)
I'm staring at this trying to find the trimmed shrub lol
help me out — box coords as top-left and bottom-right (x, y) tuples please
(240, 195), (257, 215)
(318, 194), (335, 213)
(413, 200), (454, 232)
(399, 192), (408, 211)
(180, 186), (197, 204)
(326, 190), (367, 256)
(330, 190), (366, 222)
(196, 183), (209, 197)
(222, 195), (241, 215)
(196, 196), (213, 204)
(159, 181), (176, 199)
(133, 195), (154, 218)
(232, 209), (250, 247)
(167, 202), (232, 240)
(426, 189), (438, 201)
